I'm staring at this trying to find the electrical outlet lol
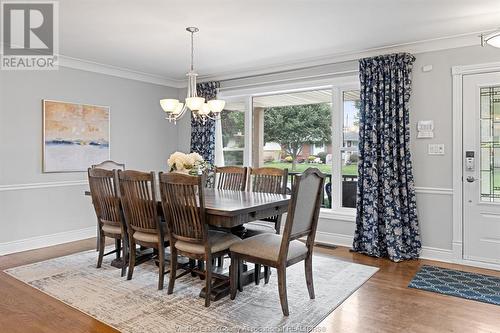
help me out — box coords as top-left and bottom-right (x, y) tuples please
(428, 144), (445, 155)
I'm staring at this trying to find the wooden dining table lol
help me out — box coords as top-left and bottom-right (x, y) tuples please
(85, 188), (291, 300)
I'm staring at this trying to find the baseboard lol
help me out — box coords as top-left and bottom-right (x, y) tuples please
(315, 231), (354, 248)
(314, 231), (456, 263)
(0, 227), (96, 256)
(419, 246), (453, 263)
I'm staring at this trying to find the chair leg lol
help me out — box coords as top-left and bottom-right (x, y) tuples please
(96, 221), (100, 252)
(115, 238), (121, 260)
(168, 248), (178, 294)
(264, 266), (271, 284)
(127, 237), (136, 281)
(277, 266), (289, 316)
(237, 260), (244, 292)
(198, 260), (205, 280)
(189, 259), (196, 277)
(254, 264), (261, 285)
(121, 236), (128, 277)
(217, 256), (224, 267)
(230, 254), (238, 300)
(205, 255), (212, 307)
(305, 255), (315, 299)
(96, 230), (105, 268)
(158, 243), (165, 290)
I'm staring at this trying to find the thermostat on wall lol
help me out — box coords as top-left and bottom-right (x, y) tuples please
(417, 120), (434, 138)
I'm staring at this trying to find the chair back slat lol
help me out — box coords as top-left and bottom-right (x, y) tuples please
(280, 168), (325, 259)
(214, 166), (247, 191)
(88, 168), (122, 228)
(159, 172), (206, 244)
(118, 170), (159, 233)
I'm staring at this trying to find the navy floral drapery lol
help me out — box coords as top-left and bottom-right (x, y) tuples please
(353, 53), (421, 262)
(190, 81), (219, 165)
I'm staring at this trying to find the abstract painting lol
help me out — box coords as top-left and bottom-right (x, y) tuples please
(43, 100), (110, 172)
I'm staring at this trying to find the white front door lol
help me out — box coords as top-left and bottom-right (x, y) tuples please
(463, 72), (500, 265)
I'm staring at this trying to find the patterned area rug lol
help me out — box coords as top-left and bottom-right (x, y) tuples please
(408, 265), (500, 306)
(5, 249), (377, 333)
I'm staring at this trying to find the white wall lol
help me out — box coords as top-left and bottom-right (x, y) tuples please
(194, 45), (500, 259)
(0, 67), (179, 253)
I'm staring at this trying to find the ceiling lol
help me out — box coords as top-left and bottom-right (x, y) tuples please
(59, 0), (500, 82)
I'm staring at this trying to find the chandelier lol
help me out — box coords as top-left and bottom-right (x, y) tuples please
(160, 27), (225, 123)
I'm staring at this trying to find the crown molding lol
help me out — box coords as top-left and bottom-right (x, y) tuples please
(200, 30), (495, 83)
(58, 55), (185, 88)
(50, 29), (495, 88)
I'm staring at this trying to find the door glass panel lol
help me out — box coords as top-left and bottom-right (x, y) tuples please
(480, 86), (500, 202)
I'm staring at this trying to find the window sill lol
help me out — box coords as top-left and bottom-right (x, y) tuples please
(319, 208), (356, 222)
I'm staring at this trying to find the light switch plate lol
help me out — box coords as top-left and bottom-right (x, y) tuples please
(428, 144), (445, 155)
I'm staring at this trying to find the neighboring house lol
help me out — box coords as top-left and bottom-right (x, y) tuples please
(269, 130), (359, 162)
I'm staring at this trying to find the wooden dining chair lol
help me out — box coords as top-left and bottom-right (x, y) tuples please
(87, 168), (128, 277)
(159, 172), (241, 307)
(214, 166), (248, 191)
(91, 160), (125, 171)
(245, 167), (289, 234)
(244, 167), (289, 284)
(118, 170), (169, 290)
(91, 160), (125, 250)
(229, 168), (325, 316)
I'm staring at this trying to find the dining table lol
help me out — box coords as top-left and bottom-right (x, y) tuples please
(85, 187), (291, 301)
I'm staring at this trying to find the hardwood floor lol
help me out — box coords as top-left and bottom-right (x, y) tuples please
(0, 239), (498, 333)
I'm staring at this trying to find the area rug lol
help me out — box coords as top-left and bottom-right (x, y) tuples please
(408, 265), (500, 306)
(5, 249), (378, 333)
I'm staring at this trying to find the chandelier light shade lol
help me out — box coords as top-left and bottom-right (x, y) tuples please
(161, 27), (225, 123)
(481, 30), (500, 48)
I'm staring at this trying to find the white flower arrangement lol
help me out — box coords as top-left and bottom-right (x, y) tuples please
(168, 152), (207, 174)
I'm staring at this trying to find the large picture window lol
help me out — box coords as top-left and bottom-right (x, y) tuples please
(217, 79), (360, 216)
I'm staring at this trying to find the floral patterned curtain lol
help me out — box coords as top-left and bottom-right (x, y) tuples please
(190, 81), (220, 165)
(353, 53), (421, 262)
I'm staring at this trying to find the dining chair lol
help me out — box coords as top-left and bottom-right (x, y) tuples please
(159, 172), (241, 307)
(244, 166), (289, 284)
(118, 170), (169, 290)
(87, 168), (128, 277)
(91, 160), (125, 171)
(211, 166), (248, 267)
(229, 168), (325, 316)
(91, 160), (125, 251)
(245, 167), (289, 234)
(214, 166), (248, 191)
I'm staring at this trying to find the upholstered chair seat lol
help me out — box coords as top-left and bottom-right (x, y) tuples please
(175, 231), (240, 255)
(101, 224), (122, 235)
(231, 233), (307, 262)
(133, 229), (167, 243)
(243, 222), (277, 237)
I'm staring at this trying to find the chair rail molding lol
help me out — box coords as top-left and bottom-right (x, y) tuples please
(0, 180), (88, 192)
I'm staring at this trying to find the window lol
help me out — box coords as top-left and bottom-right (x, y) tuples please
(217, 78), (360, 215)
(216, 98), (248, 166)
(341, 90), (360, 208)
(253, 89), (333, 208)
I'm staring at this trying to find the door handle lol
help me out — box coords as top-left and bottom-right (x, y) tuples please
(466, 176), (476, 183)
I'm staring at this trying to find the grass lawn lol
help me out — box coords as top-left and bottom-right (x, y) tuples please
(263, 161), (358, 176)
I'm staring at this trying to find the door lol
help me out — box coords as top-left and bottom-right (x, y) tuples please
(463, 72), (500, 265)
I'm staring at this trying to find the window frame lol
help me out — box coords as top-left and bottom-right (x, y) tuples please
(218, 76), (360, 221)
